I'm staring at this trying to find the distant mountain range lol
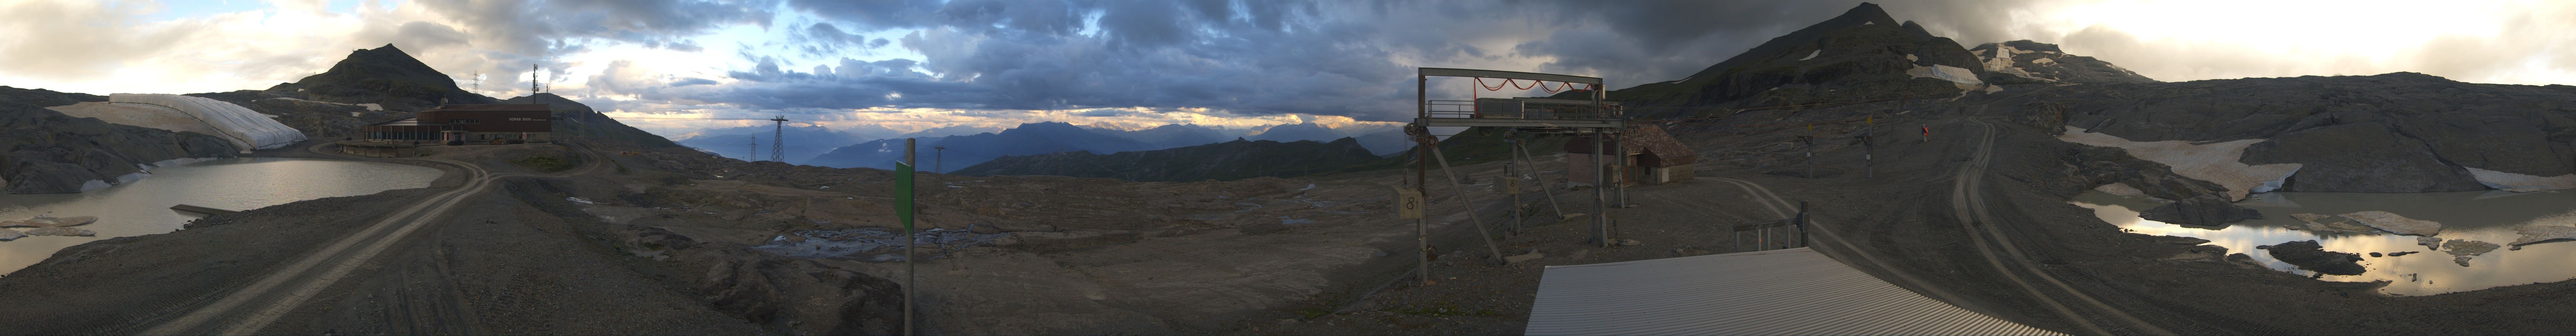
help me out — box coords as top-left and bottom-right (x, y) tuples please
(949, 137), (1383, 182)
(803, 121), (1159, 172)
(677, 125), (883, 164)
(1084, 123), (1231, 149)
(1245, 122), (1411, 155)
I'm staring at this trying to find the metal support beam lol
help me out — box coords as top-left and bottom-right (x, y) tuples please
(1430, 145), (1508, 265)
(1592, 130), (1609, 247)
(1518, 135), (1568, 220)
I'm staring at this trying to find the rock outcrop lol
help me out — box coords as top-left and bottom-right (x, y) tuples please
(2070, 145), (2231, 200)
(1993, 73), (2576, 194)
(1968, 40), (2157, 85)
(0, 101), (240, 194)
(2439, 240), (2500, 266)
(2509, 225), (2576, 247)
(1597, 3), (1991, 117)
(0, 86), (105, 107)
(2265, 240), (2366, 275)
(2241, 123), (2487, 192)
(2138, 196), (2262, 226)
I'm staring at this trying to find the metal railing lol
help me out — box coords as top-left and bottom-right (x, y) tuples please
(1423, 99), (1623, 120)
(1732, 201), (1808, 252)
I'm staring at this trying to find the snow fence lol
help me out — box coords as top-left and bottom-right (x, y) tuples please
(108, 94), (306, 152)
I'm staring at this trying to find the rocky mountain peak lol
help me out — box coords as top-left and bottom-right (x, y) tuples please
(1600, 2), (1990, 116)
(269, 44), (496, 112)
(1968, 40), (2156, 85)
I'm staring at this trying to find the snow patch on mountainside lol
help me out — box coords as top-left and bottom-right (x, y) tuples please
(2058, 126), (2303, 201)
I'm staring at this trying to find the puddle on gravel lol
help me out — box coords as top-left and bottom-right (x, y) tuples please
(2073, 190), (2576, 295)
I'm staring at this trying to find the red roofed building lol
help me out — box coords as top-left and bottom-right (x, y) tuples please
(1565, 125), (1697, 187)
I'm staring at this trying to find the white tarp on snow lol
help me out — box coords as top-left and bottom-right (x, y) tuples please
(108, 94), (305, 152)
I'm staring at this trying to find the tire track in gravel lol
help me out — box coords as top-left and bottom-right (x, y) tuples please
(138, 143), (604, 335)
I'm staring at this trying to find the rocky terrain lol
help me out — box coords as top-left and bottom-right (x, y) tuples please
(1967, 40), (2158, 85)
(950, 137), (1385, 182)
(1590, 3), (1988, 116)
(1984, 73), (2576, 194)
(0, 90), (240, 194)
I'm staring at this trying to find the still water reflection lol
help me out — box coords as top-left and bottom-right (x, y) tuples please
(0, 158), (440, 275)
(2073, 190), (2576, 296)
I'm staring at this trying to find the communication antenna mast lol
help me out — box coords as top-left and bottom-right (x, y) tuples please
(530, 64), (541, 94)
(770, 115), (788, 162)
(470, 71), (481, 93)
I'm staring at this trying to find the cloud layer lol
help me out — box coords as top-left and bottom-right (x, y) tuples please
(5, 0), (2572, 130)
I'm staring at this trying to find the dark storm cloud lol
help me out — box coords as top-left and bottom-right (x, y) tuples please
(619, 0), (2576, 122)
(668, 0), (1892, 120)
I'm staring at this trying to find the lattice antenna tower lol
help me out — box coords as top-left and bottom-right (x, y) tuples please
(770, 116), (788, 162)
(530, 64), (541, 93)
(747, 135), (759, 162)
(469, 71), (481, 94)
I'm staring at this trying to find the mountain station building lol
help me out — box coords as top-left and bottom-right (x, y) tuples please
(359, 104), (554, 143)
(340, 104), (554, 157)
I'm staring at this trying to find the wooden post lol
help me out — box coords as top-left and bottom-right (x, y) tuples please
(899, 138), (916, 336)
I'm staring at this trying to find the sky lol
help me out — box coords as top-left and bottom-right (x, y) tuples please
(3, 0), (2572, 138)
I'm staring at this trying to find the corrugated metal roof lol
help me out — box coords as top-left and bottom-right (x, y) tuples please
(364, 117), (444, 126)
(1525, 247), (2061, 336)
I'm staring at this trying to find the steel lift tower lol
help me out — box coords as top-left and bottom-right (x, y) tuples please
(1404, 68), (1624, 285)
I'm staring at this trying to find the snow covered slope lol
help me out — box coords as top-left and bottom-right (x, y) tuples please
(107, 94), (305, 152)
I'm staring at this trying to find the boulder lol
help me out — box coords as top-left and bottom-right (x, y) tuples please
(676, 245), (901, 335)
(2264, 240), (2366, 275)
(2417, 236), (2444, 249)
(2337, 211), (2442, 236)
(2137, 196), (2262, 225)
